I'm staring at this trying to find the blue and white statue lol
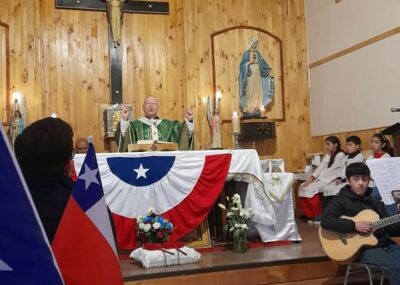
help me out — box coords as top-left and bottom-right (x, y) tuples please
(239, 38), (275, 118)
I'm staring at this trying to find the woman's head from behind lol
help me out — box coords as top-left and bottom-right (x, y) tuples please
(15, 117), (73, 179)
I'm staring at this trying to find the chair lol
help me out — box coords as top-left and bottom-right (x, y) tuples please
(343, 262), (385, 285)
(260, 159), (285, 173)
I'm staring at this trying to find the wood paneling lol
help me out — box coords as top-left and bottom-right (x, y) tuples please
(0, 22), (9, 123)
(0, 0), (41, 124)
(183, 0), (311, 171)
(0, 0), (312, 171)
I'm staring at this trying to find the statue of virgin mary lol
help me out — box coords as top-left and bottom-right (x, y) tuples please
(239, 38), (275, 117)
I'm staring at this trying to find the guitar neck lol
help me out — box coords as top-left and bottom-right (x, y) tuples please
(372, 213), (400, 230)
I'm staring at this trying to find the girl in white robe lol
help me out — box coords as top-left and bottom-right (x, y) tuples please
(298, 136), (346, 222)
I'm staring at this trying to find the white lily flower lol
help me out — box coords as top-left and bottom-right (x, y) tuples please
(152, 222), (161, 229)
(143, 224), (151, 232)
(218, 203), (226, 210)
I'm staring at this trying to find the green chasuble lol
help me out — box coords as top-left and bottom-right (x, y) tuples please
(116, 117), (193, 152)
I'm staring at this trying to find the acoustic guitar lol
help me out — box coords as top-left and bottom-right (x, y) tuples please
(319, 209), (400, 262)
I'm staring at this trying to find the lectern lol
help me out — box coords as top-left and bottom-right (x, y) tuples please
(381, 123), (400, 157)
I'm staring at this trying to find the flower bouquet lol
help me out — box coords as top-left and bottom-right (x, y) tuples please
(219, 194), (253, 253)
(137, 208), (174, 244)
(130, 208), (201, 268)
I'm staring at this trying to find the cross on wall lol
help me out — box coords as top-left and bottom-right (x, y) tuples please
(55, 0), (169, 104)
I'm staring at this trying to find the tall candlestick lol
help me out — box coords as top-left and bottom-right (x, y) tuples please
(232, 111), (241, 134)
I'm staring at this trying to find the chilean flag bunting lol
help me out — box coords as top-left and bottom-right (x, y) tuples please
(74, 151), (232, 249)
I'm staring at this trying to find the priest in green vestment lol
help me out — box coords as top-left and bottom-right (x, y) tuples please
(115, 96), (194, 152)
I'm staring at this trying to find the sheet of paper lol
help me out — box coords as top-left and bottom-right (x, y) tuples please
(366, 157), (400, 205)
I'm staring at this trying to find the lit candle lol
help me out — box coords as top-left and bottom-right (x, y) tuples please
(12, 91), (22, 104)
(260, 105), (265, 117)
(232, 111), (241, 134)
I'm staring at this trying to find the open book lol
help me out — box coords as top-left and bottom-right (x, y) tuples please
(128, 140), (178, 152)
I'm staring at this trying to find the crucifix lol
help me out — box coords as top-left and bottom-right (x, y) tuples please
(56, 0), (169, 104)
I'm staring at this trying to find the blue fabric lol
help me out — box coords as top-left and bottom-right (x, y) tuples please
(0, 127), (64, 284)
(357, 244), (400, 284)
(239, 49), (274, 113)
(107, 156), (175, 186)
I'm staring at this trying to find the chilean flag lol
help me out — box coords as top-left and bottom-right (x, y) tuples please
(74, 151), (232, 249)
(0, 125), (64, 284)
(52, 139), (123, 285)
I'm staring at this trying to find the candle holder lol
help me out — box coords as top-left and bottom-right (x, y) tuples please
(233, 132), (241, 149)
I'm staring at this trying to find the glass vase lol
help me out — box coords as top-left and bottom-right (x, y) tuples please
(233, 229), (247, 253)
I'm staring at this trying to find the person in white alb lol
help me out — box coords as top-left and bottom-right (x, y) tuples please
(298, 136), (346, 223)
(323, 135), (364, 208)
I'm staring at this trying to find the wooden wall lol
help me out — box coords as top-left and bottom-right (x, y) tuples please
(0, 0), (312, 172)
(0, 22), (9, 123)
(0, 0), (41, 123)
(182, 0), (311, 171)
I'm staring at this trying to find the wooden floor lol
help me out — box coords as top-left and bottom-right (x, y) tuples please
(120, 220), (389, 285)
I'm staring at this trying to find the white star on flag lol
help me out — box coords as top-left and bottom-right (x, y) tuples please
(134, 163), (149, 179)
(0, 258), (13, 271)
(79, 164), (100, 190)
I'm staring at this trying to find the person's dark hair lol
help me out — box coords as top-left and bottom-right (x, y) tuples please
(346, 135), (361, 146)
(326, 136), (343, 168)
(14, 117), (73, 179)
(345, 162), (370, 179)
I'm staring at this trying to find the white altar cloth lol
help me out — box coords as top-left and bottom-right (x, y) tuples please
(257, 172), (301, 242)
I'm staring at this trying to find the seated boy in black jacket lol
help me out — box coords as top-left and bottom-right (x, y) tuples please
(321, 162), (400, 285)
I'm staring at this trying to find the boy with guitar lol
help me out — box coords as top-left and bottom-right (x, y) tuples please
(320, 163), (400, 284)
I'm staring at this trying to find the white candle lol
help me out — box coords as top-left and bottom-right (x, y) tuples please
(260, 105), (265, 117)
(12, 91), (22, 104)
(232, 111), (241, 134)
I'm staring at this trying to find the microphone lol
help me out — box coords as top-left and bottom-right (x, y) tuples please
(391, 107), (400, 112)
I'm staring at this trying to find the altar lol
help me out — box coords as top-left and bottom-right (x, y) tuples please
(74, 149), (301, 249)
